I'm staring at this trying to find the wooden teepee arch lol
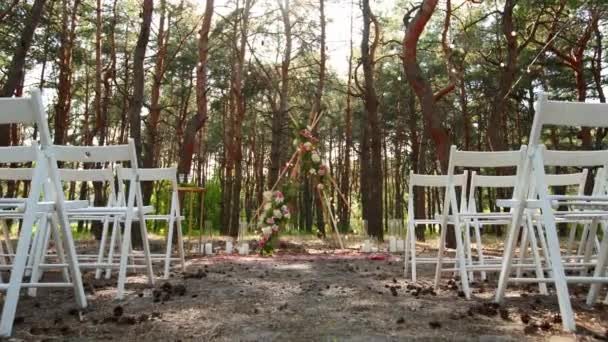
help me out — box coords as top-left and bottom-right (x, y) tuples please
(253, 109), (348, 249)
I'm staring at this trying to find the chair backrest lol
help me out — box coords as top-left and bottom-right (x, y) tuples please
(50, 144), (134, 164)
(530, 93), (608, 146)
(116, 166), (179, 214)
(117, 167), (178, 185)
(0, 89), (52, 147)
(408, 171), (468, 221)
(58, 168), (115, 183)
(542, 149), (608, 168)
(443, 145), (527, 220)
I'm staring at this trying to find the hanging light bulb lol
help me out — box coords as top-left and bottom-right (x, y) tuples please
(510, 31), (517, 37)
(397, 76), (401, 81)
(451, 68), (457, 73)
(500, 62), (505, 67)
(449, 43), (455, 49)
(526, 67), (531, 74)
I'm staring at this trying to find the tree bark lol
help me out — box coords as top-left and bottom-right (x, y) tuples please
(144, 0), (168, 170)
(403, 0), (453, 245)
(53, 0), (81, 145)
(178, 0), (214, 176)
(487, 0), (517, 152)
(128, 0), (153, 163)
(361, 0), (383, 240)
(402, 0), (451, 172)
(267, 0), (292, 188)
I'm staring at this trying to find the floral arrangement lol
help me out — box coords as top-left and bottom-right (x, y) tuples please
(293, 126), (330, 191)
(258, 190), (291, 256)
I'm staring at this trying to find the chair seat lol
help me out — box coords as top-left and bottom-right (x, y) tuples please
(67, 205), (154, 216)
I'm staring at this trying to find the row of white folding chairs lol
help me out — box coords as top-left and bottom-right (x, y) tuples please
(0, 90), (88, 336)
(489, 93), (608, 332)
(12, 166), (186, 283)
(404, 164), (592, 285)
(0, 90), (181, 336)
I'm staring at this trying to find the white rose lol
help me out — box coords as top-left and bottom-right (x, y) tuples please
(273, 209), (283, 219)
(262, 226), (272, 237)
(311, 153), (321, 163)
(285, 212), (291, 219)
(317, 183), (325, 190)
(309, 168), (317, 175)
(263, 203), (272, 211)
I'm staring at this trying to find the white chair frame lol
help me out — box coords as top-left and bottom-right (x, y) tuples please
(45, 140), (155, 299)
(117, 166), (185, 279)
(434, 145), (527, 299)
(495, 93), (608, 332)
(404, 172), (468, 282)
(0, 90), (86, 336)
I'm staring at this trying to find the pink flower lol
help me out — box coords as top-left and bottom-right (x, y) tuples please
(272, 225), (279, 233)
(266, 217), (275, 225)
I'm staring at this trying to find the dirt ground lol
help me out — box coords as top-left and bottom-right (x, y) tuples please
(5, 239), (608, 342)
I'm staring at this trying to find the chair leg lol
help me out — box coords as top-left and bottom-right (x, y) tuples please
(410, 225), (417, 282)
(464, 222), (474, 281)
(176, 217), (186, 273)
(526, 214), (548, 295)
(116, 222), (132, 300)
(54, 211), (87, 310)
(544, 220), (576, 331)
(586, 221), (608, 305)
(28, 214), (49, 297)
(495, 213), (524, 304)
(403, 224), (410, 280)
(577, 223), (591, 256)
(454, 224), (471, 299)
(473, 221), (486, 281)
(95, 217), (111, 279)
(0, 210), (37, 336)
(25, 218), (44, 278)
(138, 220), (155, 286)
(516, 224), (530, 278)
(105, 218), (120, 280)
(580, 221), (599, 276)
(434, 222), (448, 290)
(163, 214), (176, 279)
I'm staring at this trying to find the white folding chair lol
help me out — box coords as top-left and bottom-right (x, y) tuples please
(27, 167), (121, 291)
(117, 167), (185, 279)
(0, 90), (86, 336)
(46, 141), (155, 299)
(404, 172), (468, 282)
(434, 146), (527, 299)
(495, 93), (608, 332)
(464, 173), (522, 283)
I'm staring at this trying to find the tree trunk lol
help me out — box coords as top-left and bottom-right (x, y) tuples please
(178, 0), (214, 176)
(127, 0), (153, 246)
(487, 0), (517, 152)
(53, 0), (81, 146)
(339, 3), (353, 231)
(403, 0), (453, 245)
(267, 0), (292, 188)
(361, 0), (383, 240)
(144, 0), (168, 171)
(128, 0), (153, 164)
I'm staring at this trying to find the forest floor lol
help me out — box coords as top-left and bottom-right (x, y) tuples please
(5, 237), (608, 342)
